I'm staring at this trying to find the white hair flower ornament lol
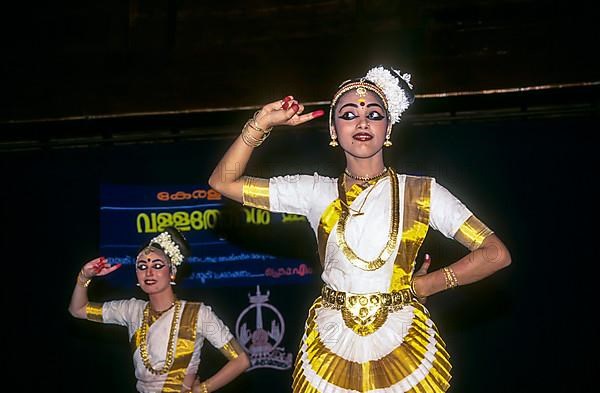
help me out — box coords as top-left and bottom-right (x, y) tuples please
(149, 232), (184, 267)
(365, 66), (414, 124)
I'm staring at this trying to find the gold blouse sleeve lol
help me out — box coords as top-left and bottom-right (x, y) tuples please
(85, 302), (104, 323)
(218, 338), (245, 360)
(453, 215), (494, 251)
(242, 176), (270, 210)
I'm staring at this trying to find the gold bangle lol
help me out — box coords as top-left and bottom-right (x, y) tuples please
(410, 278), (424, 300)
(251, 110), (273, 133)
(77, 269), (91, 288)
(241, 119), (270, 147)
(199, 382), (209, 393)
(442, 267), (459, 289)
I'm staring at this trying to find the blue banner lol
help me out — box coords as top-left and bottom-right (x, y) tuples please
(100, 184), (315, 288)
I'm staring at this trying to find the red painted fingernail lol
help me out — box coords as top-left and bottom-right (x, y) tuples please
(283, 96), (292, 102)
(282, 101), (290, 110)
(312, 109), (325, 118)
(291, 103), (299, 112)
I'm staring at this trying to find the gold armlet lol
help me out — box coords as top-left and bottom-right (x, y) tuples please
(219, 338), (244, 360)
(454, 215), (494, 251)
(242, 176), (270, 210)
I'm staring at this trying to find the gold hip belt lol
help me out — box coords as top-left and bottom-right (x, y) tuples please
(320, 286), (415, 336)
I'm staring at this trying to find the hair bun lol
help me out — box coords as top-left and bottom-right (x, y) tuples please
(365, 65), (415, 124)
(163, 226), (191, 259)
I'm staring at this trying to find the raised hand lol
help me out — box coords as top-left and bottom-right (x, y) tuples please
(253, 95), (325, 130)
(81, 256), (122, 279)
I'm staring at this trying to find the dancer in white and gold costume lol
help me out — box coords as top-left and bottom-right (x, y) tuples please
(209, 66), (511, 392)
(69, 227), (249, 393)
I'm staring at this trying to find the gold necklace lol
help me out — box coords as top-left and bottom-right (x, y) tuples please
(150, 301), (176, 317)
(344, 166), (388, 182)
(139, 300), (182, 375)
(148, 301), (176, 325)
(336, 168), (399, 271)
(340, 176), (384, 216)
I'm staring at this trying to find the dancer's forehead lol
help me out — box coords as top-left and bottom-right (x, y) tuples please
(136, 247), (169, 263)
(335, 89), (386, 112)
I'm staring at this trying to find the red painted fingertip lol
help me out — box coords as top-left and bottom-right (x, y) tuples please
(283, 95), (292, 102)
(312, 109), (325, 118)
(291, 103), (299, 113)
(282, 101), (290, 110)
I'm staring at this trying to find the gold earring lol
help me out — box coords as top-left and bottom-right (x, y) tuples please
(383, 134), (392, 147)
(329, 135), (339, 147)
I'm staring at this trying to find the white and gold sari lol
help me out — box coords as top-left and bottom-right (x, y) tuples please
(86, 299), (239, 393)
(243, 169), (493, 392)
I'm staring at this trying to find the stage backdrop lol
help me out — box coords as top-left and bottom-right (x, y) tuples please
(3, 115), (597, 392)
(100, 184), (314, 288)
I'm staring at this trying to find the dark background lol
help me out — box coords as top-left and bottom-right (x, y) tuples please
(2, 1), (599, 392)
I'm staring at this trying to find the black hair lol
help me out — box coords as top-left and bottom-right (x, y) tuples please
(383, 66), (415, 105)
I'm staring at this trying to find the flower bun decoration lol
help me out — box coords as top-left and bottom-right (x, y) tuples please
(365, 66), (415, 124)
(149, 232), (184, 267)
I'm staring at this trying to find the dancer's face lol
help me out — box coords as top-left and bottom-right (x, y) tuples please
(135, 248), (172, 295)
(333, 90), (389, 159)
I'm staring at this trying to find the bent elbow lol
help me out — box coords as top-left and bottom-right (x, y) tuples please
(240, 352), (251, 370)
(68, 306), (81, 319)
(501, 249), (512, 269)
(208, 170), (229, 194)
(208, 173), (218, 191)
(481, 235), (511, 271)
(492, 243), (512, 271)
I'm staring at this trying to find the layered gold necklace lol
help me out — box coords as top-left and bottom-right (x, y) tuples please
(139, 300), (182, 375)
(336, 168), (400, 271)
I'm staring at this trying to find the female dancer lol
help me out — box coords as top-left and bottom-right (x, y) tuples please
(69, 227), (249, 393)
(208, 66), (511, 392)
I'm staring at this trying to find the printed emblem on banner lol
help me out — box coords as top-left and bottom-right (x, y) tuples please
(236, 286), (293, 370)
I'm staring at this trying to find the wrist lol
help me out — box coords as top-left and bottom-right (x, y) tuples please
(77, 269), (91, 288)
(196, 381), (209, 393)
(79, 268), (91, 279)
(411, 276), (427, 299)
(241, 112), (271, 147)
(253, 110), (272, 131)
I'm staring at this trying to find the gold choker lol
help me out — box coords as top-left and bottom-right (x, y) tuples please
(344, 167), (388, 182)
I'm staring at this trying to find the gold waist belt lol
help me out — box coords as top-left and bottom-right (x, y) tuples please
(320, 286), (415, 336)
